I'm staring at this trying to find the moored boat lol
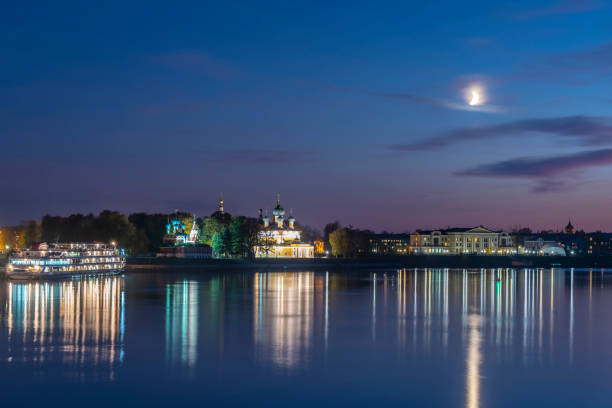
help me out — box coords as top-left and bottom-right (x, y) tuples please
(6, 242), (126, 279)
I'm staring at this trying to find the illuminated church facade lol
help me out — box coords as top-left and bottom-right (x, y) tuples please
(254, 198), (314, 258)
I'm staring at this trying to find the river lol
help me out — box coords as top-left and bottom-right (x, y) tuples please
(1, 268), (611, 407)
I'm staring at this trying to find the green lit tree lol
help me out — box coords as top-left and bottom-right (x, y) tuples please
(212, 227), (233, 258)
(229, 216), (261, 258)
(230, 216), (247, 257)
(201, 217), (227, 246)
(221, 228), (232, 256)
(211, 231), (225, 258)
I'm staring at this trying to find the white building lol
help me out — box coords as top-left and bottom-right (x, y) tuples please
(410, 226), (515, 255)
(254, 198), (314, 258)
(523, 238), (566, 256)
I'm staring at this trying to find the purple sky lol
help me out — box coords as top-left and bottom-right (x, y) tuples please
(2, 1), (612, 232)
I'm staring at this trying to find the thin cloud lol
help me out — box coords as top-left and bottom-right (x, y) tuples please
(456, 149), (612, 193)
(154, 51), (243, 79)
(457, 149), (612, 178)
(532, 180), (569, 193)
(390, 115), (612, 151)
(306, 82), (504, 113)
(517, 0), (606, 19)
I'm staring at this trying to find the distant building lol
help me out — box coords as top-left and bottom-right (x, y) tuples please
(410, 226), (514, 255)
(162, 213), (199, 246)
(514, 220), (586, 256)
(369, 233), (411, 255)
(586, 232), (612, 255)
(157, 212), (211, 259)
(254, 197), (314, 258)
(523, 238), (566, 256)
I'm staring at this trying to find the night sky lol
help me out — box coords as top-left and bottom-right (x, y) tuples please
(2, 1), (612, 232)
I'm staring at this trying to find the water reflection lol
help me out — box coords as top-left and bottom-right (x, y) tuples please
(466, 314), (482, 408)
(385, 269), (575, 361)
(4, 277), (124, 379)
(381, 268), (602, 406)
(253, 272), (315, 369)
(165, 280), (198, 367)
(2, 268), (610, 405)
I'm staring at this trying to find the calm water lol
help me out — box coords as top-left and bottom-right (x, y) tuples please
(1, 268), (612, 407)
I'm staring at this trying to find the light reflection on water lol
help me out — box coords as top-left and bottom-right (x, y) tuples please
(2, 268), (612, 406)
(165, 280), (198, 367)
(253, 272), (314, 369)
(3, 277), (124, 379)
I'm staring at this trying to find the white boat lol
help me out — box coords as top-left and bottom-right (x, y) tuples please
(6, 242), (126, 279)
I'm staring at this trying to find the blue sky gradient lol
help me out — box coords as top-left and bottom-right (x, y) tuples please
(2, 1), (612, 231)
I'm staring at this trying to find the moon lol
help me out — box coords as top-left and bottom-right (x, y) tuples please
(469, 90), (480, 106)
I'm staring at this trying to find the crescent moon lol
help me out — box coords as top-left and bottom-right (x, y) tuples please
(469, 91), (480, 106)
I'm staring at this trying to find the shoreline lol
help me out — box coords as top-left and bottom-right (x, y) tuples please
(5, 255), (612, 275)
(127, 255), (612, 271)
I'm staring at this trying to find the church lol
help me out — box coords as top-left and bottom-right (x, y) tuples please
(254, 197), (314, 258)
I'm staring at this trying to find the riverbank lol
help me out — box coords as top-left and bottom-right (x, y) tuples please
(127, 255), (612, 271)
(4, 254), (612, 275)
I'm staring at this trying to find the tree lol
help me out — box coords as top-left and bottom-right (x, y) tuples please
(328, 227), (370, 258)
(0, 226), (21, 249)
(324, 221), (341, 244)
(299, 224), (322, 243)
(94, 210), (139, 252)
(329, 228), (350, 257)
(221, 228), (232, 257)
(201, 217), (228, 246)
(230, 216), (247, 257)
(16, 231), (26, 249)
(210, 210), (232, 226)
(22, 220), (41, 247)
(212, 227), (233, 258)
(211, 231), (225, 257)
(38, 211), (148, 254)
(128, 213), (166, 253)
(182, 215), (195, 238)
(243, 218), (261, 258)
(229, 216), (261, 258)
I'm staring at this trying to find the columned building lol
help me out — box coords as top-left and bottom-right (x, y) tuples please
(410, 226), (514, 255)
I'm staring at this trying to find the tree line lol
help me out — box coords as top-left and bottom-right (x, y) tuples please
(1, 212), (377, 259)
(0, 209), (323, 258)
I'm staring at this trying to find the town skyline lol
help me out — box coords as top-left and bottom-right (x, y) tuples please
(0, 198), (600, 235)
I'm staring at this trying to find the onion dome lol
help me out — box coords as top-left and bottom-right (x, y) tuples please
(288, 215), (295, 223)
(272, 201), (285, 217)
